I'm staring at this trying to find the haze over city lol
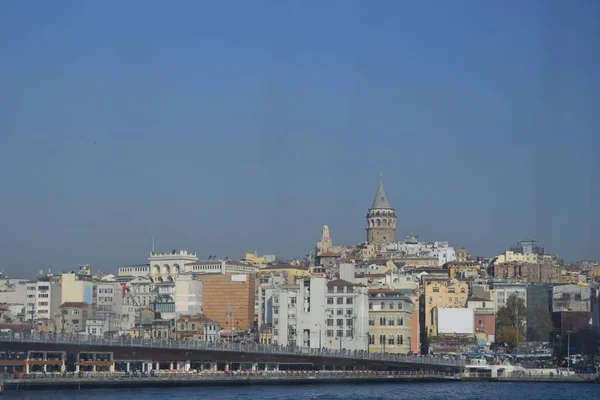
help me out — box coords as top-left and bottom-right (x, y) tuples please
(1, 0), (599, 276)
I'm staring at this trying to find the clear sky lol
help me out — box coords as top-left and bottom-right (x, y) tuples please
(0, 1), (598, 276)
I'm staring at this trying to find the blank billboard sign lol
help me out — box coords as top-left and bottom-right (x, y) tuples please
(438, 308), (474, 334)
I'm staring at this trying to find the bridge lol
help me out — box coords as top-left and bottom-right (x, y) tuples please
(0, 333), (464, 375)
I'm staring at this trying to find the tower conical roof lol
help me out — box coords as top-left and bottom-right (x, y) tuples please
(371, 171), (392, 209)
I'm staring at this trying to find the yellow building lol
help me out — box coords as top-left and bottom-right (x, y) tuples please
(368, 289), (414, 354)
(242, 252), (268, 268)
(260, 264), (310, 281)
(446, 262), (479, 280)
(424, 280), (469, 337)
(495, 251), (539, 264)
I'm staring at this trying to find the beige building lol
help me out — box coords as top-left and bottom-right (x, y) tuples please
(368, 289), (413, 354)
(424, 280), (468, 337)
(54, 302), (91, 334)
(495, 250), (540, 264)
(60, 273), (95, 304)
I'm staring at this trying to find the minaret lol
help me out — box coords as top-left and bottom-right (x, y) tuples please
(366, 171), (396, 245)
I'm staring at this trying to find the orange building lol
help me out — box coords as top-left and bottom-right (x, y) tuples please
(195, 273), (256, 332)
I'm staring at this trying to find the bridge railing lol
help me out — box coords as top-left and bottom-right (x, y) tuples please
(0, 369), (460, 382)
(1, 332), (465, 367)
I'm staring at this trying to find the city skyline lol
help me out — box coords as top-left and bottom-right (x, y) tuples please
(1, 1), (598, 275)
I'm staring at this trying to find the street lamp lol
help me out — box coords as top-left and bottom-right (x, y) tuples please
(567, 331), (572, 372)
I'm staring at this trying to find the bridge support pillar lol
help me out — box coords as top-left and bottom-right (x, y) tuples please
(252, 363), (258, 372)
(184, 361), (191, 372)
(169, 362), (174, 371)
(225, 363), (230, 371)
(126, 362), (130, 372)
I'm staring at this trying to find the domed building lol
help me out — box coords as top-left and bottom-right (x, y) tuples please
(366, 172), (396, 246)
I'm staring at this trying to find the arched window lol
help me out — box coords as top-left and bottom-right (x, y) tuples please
(180, 324), (185, 330)
(379, 335), (384, 345)
(399, 335), (403, 345)
(380, 302), (385, 310)
(191, 323), (196, 330)
(388, 335), (394, 345)
(399, 318), (403, 326)
(376, 219), (381, 227)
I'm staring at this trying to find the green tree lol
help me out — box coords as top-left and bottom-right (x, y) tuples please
(496, 293), (527, 352)
(527, 306), (553, 342)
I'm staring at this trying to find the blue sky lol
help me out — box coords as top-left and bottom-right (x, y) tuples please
(0, 1), (598, 276)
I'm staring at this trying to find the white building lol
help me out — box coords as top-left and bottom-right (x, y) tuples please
(25, 277), (61, 324)
(184, 260), (259, 275)
(86, 315), (109, 338)
(174, 274), (203, 316)
(385, 235), (457, 267)
(117, 249), (199, 278)
(268, 275), (369, 351)
(492, 282), (527, 312)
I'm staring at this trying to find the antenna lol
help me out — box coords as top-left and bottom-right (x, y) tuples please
(152, 236), (155, 253)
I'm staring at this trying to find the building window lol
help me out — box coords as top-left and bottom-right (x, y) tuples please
(448, 288), (455, 293)
(274, 307), (279, 315)
(432, 287), (439, 293)
(380, 302), (385, 309)
(369, 319), (375, 326)
(327, 298), (334, 305)
(389, 303), (394, 310)
(346, 330), (352, 337)
(326, 319), (334, 327)
(379, 335), (384, 345)
(274, 319), (278, 325)
(398, 318), (403, 326)
(336, 309), (343, 316)
(379, 317), (386, 325)
(369, 302), (373, 310)
(346, 298), (353, 305)
(337, 298), (344, 305)
(399, 335), (403, 345)
(346, 319), (353, 327)
(326, 330), (334, 337)
(398, 302), (403, 309)
(336, 319), (343, 327)
(180, 324), (185, 330)
(346, 309), (353, 316)
(460, 288), (466, 293)
(388, 319), (395, 326)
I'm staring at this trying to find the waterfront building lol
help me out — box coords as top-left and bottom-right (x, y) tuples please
(25, 276), (61, 325)
(60, 272), (95, 304)
(366, 172), (396, 246)
(54, 302), (91, 334)
(424, 280), (468, 337)
(175, 314), (220, 342)
(367, 289), (413, 354)
(268, 275), (369, 351)
(86, 315), (109, 337)
(195, 272), (256, 332)
(174, 274), (203, 316)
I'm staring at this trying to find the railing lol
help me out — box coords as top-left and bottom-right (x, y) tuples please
(0, 369), (460, 383)
(0, 332), (466, 367)
(496, 373), (598, 382)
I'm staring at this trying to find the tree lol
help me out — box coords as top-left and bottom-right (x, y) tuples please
(527, 306), (552, 342)
(496, 294), (526, 352)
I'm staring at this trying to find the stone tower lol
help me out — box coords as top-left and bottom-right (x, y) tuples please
(316, 225), (333, 256)
(366, 172), (396, 245)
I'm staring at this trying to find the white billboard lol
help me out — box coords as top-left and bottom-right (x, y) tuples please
(230, 274), (247, 282)
(438, 308), (474, 334)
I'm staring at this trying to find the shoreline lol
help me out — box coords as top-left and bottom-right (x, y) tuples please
(2, 374), (598, 392)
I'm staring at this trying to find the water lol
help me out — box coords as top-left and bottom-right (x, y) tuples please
(1, 382), (597, 400)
